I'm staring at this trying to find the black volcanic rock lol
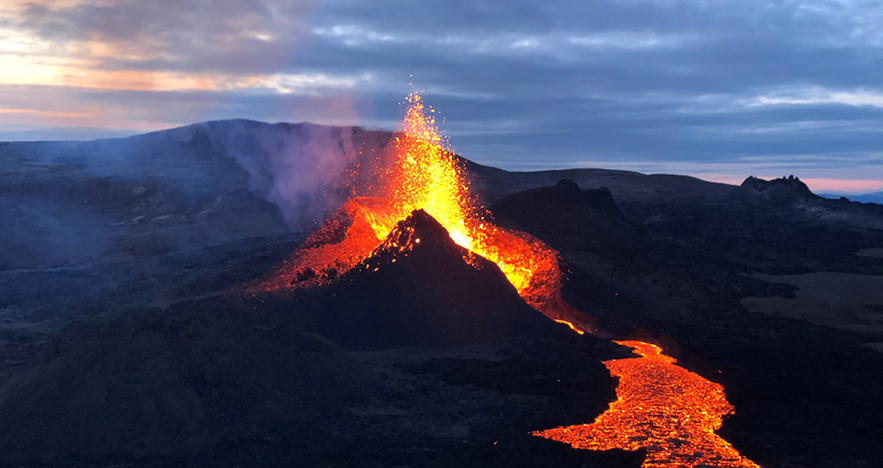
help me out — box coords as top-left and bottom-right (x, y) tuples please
(488, 179), (639, 252)
(485, 180), (883, 468)
(487, 180), (646, 333)
(740, 175), (817, 200)
(295, 209), (561, 349)
(0, 307), (375, 464)
(0, 209), (568, 465)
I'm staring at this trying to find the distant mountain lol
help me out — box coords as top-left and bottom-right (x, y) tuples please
(0, 118), (755, 274)
(0, 120), (393, 269)
(818, 191), (883, 205)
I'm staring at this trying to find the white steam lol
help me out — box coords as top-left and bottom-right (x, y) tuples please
(203, 120), (359, 229)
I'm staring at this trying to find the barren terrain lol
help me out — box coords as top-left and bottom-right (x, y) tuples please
(1, 122), (881, 467)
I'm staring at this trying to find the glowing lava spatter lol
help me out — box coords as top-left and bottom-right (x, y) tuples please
(363, 93), (476, 256)
(533, 341), (761, 468)
(365, 93), (557, 298)
(253, 92), (587, 331)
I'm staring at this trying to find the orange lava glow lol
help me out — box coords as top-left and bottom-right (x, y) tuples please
(253, 196), (398, 289)
(533, 341), (761, 468)
(554, 319), (585, 335)
(364, 93), (561, 304)
(253, 93), (760, 467)
(252, 92), (589, 330)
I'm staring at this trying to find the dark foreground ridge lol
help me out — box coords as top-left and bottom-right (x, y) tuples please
(0, 308), (377, 464)
(0, 209), (623, 467)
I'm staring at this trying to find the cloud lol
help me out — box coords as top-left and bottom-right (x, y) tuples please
(2, 0), (883, 189)
(751, 87), (883, 108)
(4, 0), (319, 82)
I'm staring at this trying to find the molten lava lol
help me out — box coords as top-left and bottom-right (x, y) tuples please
(253, 92), (760, 467)
(253, 92), (589, 331)
(533, 341), (760, 468)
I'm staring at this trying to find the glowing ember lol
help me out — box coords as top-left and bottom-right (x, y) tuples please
(533, 341), (760, 468)
(253, 197), (397, 289)
(252, 92), (589, 331)
(554, 319), (585, 335)
(364, 93), (558, 301)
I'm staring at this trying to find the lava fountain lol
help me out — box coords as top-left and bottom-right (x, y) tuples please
(252, 92), (589, 331)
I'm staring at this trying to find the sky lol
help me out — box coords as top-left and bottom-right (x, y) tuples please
(1, 0), (882, 193)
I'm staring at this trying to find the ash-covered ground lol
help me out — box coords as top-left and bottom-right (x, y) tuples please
(1, 121), (881, 467)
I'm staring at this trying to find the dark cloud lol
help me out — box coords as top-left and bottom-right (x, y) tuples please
(3, 0), (883, 184)
(16, 0), (318, 74)
(292, 0), (883, 176)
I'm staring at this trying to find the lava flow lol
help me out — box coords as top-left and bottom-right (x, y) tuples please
(252, 92), (588, 331)
(533, 341), (760, 468)
(255, 92), (759, 467)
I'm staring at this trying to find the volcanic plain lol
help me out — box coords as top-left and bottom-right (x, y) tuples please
(0, 121), (881, 467)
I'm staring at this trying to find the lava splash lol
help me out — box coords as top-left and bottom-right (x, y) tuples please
(251, 92), (591, 332)
(533, 341), (760, 468)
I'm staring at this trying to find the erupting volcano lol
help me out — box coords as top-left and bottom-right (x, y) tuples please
(253, 92), (589, 331)
(253, 92), (760, 467)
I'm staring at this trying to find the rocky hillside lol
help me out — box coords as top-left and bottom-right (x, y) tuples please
(3, 120), (882, 329)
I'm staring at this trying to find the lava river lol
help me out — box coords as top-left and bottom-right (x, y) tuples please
(533, 341), (760, 468)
